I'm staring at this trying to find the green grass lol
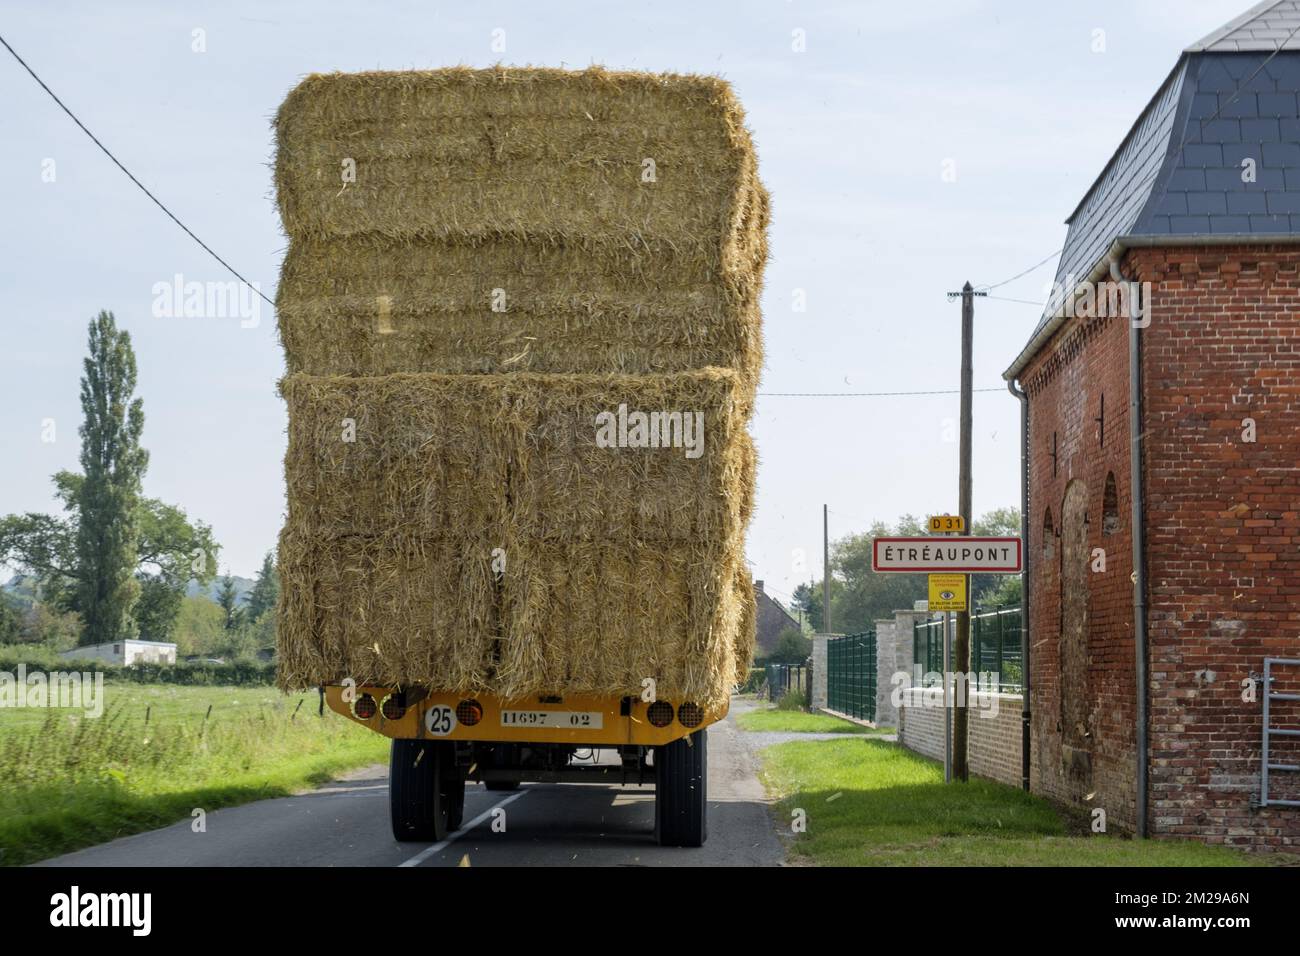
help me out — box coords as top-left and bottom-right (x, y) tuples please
(737, 707), (889, 735)
(759, 738), (1265, 866)
(0, 682), (388, 866)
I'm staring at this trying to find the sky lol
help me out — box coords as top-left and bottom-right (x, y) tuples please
(0, 0), (1252, 606)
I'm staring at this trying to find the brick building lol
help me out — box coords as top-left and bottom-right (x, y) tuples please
(753, 580), (802, 658)
(1003, 1), (1300, 852)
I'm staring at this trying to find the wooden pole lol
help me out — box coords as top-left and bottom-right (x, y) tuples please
(953, 281), (974, 783)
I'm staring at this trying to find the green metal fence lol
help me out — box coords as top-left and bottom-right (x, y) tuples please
(912, 605), (1023, 692)
(826, 630), (876, 721)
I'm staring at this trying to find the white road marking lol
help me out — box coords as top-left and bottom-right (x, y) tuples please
(397, 790), (528, 867)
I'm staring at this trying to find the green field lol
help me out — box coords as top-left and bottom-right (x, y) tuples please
(736, 707), (889, 735)
(0, 682), (388, 866)
(759, 738), (1264, 867)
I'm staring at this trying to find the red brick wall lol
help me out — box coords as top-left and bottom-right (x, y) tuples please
(1021, 245), (1300, 853)
(1132, 245), (1300, 853)
(1022, 296), (1138, 834)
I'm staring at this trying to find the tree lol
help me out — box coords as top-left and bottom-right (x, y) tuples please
(771, 627), (811, 664)
(73, 311), (149, 645)
(971, 506), (1022, 604)
(0, 592), (23, 643)
(977, 573), (1022, 609)
(170, 595), (226, 657)
(0, 312), (216, 645)
(134, 496), (217, 640)
(0, 483), (216, 643)
(245, 551), (279, 622)
(216, 574), (243, 631)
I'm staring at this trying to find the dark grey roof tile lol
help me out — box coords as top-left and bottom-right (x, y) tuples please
(1202, 117), (1242, 140)
(1263, 141), (1300, 164)
(1171, 215), (1213, 231)
(1188, 192), (1229, 214)
(1266, 190), (1300, 211)
(1153, 192), (1189, 215)
(1206, 166), (1253, 189)
(1170, 167), (1208, 190)
(1184, 143), (1224, 164)
(1218, 91), (1260, 116)
(1250, 212), (1292, 228)
(1259, 90), (1299, 114)
(1244, 116), (1282, 139)
(1211, 215), (1254, 231)
(1227, 190), (1269, 211)
(1222, 142), (1264, 164)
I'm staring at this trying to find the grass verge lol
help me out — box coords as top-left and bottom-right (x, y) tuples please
(759, 737), (1264, 866)
(0, 682), (388, 865)
(737, 707), (887, 735)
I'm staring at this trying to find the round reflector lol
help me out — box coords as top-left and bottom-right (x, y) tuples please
(647, 700), (674, 728)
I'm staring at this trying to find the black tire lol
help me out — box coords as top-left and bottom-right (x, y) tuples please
(484, 744), (520, 792)
(390, 739), (462, 841)
(654, 729), (707, 847)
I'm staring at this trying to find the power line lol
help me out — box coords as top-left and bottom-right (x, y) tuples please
(0, 32), (275, 309)
(974, 248), (1062, 292)
(984, 294), (1046, 307)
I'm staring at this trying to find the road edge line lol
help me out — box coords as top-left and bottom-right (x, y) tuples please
(397, 790), (528, 867)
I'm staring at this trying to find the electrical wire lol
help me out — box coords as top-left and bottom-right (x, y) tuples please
(0, 32), (275, 309)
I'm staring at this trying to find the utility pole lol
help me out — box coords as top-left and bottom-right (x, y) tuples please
(947, 280), (984, 783)
(823, 505), (831, 635)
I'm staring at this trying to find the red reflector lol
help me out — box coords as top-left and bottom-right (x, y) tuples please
(457, 700), (482, 726)
(381, 694), (406, 720)
(354, 694), (377, 719)
(647, 701), (674, 727)
(677, 702), (704, 728)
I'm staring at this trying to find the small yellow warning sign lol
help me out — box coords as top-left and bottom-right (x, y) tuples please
(928, 573), (967, 612)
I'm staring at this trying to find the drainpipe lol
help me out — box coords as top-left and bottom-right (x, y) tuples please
(1116, 252), (1150, 839)
(1007, 378), (1031, 791)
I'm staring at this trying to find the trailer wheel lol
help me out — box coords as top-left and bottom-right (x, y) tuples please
(654, 729), (707, 847)
(390, 739), (461, 841)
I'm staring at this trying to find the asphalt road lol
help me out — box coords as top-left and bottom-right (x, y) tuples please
(37, 700), (785, 867)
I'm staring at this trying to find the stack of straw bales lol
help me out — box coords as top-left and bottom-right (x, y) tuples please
(274, 67), (767, 710)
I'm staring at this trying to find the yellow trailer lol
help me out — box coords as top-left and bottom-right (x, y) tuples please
(325, 684), (721, 845)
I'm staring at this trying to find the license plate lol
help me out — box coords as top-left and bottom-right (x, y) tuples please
(500, 710), (603, 729)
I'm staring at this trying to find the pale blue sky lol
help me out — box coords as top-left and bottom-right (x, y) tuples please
(0, 0), (1249, 606)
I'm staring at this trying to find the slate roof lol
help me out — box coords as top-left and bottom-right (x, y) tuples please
(1005, 1), (1300, 379)
(1189, 0), (1300, 52)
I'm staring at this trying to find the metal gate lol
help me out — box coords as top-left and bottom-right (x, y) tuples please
(826, 630), (876, 722)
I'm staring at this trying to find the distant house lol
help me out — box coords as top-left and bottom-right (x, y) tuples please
(60, 639), (177, 666)
(754, 580), (802, 658)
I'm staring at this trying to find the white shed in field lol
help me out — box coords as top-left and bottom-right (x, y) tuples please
(60, 639), (178, 666)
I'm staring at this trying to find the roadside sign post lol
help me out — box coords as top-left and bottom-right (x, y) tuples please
(875, 529), (1021, 786)
(943, 610), (952, 783)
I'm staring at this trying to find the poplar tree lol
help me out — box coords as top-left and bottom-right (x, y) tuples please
(74, 311), (148, 645)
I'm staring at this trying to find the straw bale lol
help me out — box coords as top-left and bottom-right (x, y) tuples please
(274, 67), (762, 255)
